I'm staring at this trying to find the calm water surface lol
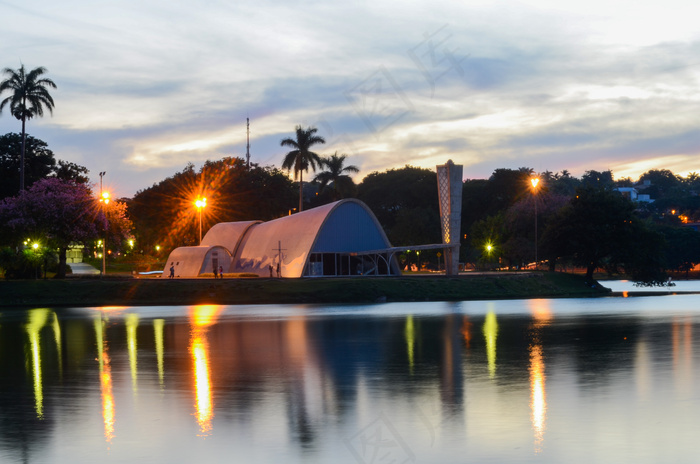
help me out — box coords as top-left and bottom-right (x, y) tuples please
(2, 287), (700, 463)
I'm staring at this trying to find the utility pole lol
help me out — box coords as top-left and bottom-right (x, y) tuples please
(246, 117), (251, 169)
(99, 171), (107, 277)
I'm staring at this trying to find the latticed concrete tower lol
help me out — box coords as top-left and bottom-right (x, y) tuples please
(436, 160), (463, 275)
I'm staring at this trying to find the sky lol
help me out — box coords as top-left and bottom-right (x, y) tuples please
(1, 0), (699, 198)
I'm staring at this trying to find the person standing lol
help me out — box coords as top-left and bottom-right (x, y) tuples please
(219, 265), (223, 278)
(213, 265), (218, 279)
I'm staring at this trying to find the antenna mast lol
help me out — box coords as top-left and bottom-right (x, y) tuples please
(246, 117), (251, 168)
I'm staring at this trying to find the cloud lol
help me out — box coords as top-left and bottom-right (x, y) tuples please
(1, 0), (699, 197)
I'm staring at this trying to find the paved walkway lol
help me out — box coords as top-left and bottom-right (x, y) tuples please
(70, 262), (101, 275)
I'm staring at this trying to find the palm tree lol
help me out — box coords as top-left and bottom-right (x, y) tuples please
(280, 125), (325, 212)
(0, 65), (57, 191)
(314, 152), (360, 201)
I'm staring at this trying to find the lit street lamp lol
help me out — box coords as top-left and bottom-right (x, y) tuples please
(195, 197), (207, 245)
(531, 176), (540, 270)
(99, 171), (110, 277)
(485, 242), (494, 270)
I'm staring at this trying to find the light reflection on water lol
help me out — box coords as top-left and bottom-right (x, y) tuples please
(1, 291), (700, 463)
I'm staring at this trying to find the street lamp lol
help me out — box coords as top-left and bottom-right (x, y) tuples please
(531, 176), (540, 270)
(195, 197), (207, 245)
(485, 242), (494, 270)
(99, 172), (110, 277)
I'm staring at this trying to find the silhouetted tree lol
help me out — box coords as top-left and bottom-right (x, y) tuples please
(0, 65), (57, 191)
(0, 133), (55, 199)
(542, 187), (664, 283)
(0, 133), (89, 200)
(313, 152), (359, 201)
(280, 125), (325, 212)
(357, 165), (440, 246)
(53, 160), (90, 184)
(580, 170), (614, 190)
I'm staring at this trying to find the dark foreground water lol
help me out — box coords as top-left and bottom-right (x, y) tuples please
(2, 290), (700, 463)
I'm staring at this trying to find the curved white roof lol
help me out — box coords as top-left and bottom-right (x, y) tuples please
(232, 202), (337, 277)
(162, 199), (397, 278)
(163, 246), (231, 278)
(232, 199), (395, 277)
(201, 220), (261, 255)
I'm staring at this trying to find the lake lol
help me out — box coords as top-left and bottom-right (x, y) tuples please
(2, 282), (700, 463)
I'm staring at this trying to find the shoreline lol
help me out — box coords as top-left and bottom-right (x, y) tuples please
(1, 272), (610, 309)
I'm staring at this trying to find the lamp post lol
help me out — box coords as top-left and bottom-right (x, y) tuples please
(99, 172), (110, 277)
(485, 243), (494, 270)
(195, 198), (207, 245)
(531, 176), (540, 270)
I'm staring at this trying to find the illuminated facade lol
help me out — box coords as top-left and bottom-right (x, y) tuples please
(436, 160), (463, 276)
(163, 199), (402, 278)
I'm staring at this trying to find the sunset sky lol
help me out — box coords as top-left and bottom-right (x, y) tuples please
(1, 0), (699, 198)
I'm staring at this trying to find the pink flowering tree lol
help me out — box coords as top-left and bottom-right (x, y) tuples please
(0, 178), (103, 277)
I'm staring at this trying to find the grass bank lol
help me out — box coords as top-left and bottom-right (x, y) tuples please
(0, 272), (608, 308)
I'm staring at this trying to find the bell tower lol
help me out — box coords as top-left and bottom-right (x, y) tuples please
(436, 160), (463, 275)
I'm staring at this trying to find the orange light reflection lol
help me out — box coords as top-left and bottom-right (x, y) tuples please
(527, 299), (550, 453)
(101, 348), (115, 444)
(189, 305), (222, 437)
(529, 343), (546, 452)
(671, 317), (693, 396)
(461, 316), (472, 349)
(529, 299), (553, 327)
(95, 317), (115, 444)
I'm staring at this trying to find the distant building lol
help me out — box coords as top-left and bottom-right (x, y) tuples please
(615, 187), (654, 203)
(67, 244), (84, 263)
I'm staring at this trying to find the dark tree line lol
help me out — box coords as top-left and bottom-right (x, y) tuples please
(464, 168), (700, 282)
(4, 127), (700, 284)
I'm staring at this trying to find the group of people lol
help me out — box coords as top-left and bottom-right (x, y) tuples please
(167, 263), (224, 279)
(268, 262), (281, 278)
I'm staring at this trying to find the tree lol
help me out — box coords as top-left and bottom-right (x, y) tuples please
(548, 170), (580, 196)
(280, 125), (325, 212)
(128, 158), (296, 255)
(470, 214), (505, 269)
(102, 199), (133, 256)
(638, 169), (681, 197)
(0, 178), (101, 278)
(0, 65), (57, 191)
(542, 187), (664, 283)
(53, 160), (90, 184)
(313, 152), (359, 201)
(502, 192), (569, 270)
(0, 133), (89, 200)
(357, 165), (440, 246)
(0, 133), (55, 199)
(485, 168), (535, 212)
(654, 224), (700, 278)
(581, 170), (614, 190)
